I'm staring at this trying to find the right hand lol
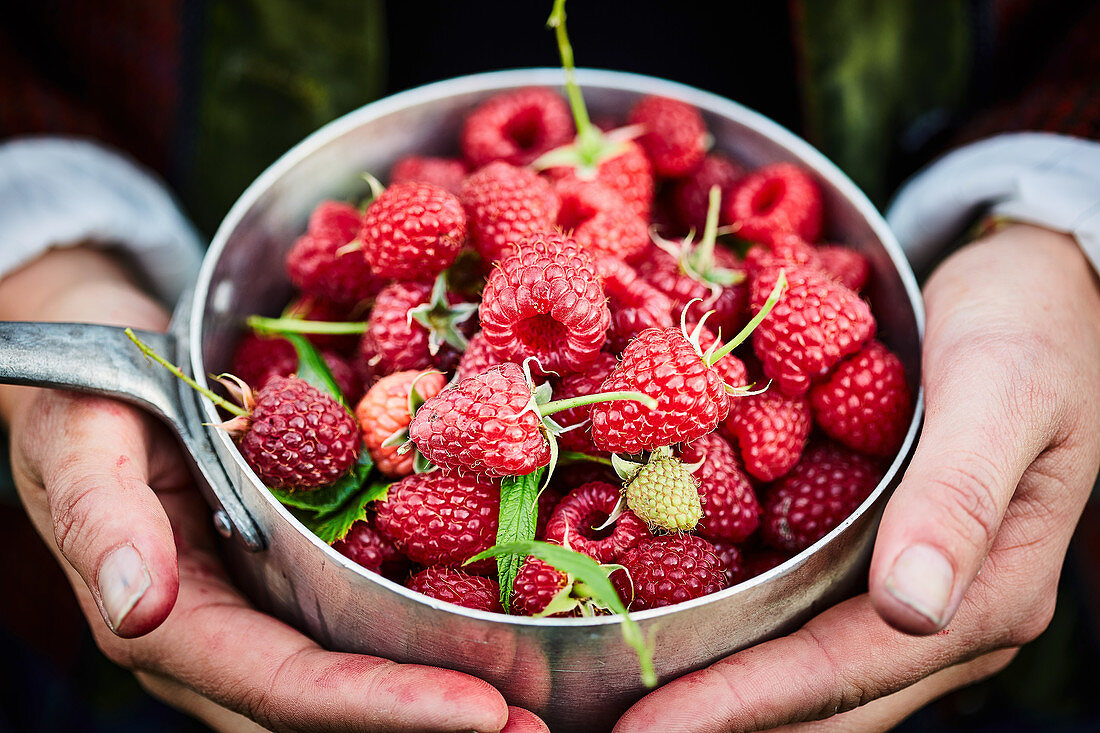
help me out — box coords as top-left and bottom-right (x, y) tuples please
(0, 247), (547, 733)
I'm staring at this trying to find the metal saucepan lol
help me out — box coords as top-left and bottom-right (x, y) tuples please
(0, 69), (924, 732)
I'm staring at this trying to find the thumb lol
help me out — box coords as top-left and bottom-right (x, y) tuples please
(21, 393), (181, 637)
(869, 335), (1052, 635)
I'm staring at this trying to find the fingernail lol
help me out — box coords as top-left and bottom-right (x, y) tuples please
(885, 543), (954, 627)
(98, 544), (151, 631)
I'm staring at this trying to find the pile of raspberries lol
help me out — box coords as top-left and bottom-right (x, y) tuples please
(227, 87), (913, 615)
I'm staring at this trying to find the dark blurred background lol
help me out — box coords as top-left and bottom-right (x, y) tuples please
(3, 0), (1100, 730)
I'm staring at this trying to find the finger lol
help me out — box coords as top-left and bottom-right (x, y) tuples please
(868, 294), (1062, 634)
(134, 671), (268, 733)
(770, 648), (1017, 732)
(102, 490), (511, 733)
(501, 707), (551, 733)
(16, 393), (181, 637)
(613, 592), (989, 733)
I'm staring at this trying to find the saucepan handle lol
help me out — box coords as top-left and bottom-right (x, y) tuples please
(0, 321), (264, 552)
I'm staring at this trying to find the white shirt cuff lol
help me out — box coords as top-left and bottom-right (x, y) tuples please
(886, 132), (1100, 272)
(0, 137), (204, 304)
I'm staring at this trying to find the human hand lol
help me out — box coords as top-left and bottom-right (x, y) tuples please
(613, 224), (1100, 732)
(0, 248), (547, 732)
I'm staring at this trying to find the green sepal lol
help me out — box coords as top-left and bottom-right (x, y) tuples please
(284, 333), (347, 408)
(468, 540), (657, 688)
(408, 273), (478, 355)
(490, 467), (546, 612)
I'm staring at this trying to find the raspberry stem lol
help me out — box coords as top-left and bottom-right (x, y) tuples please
(125, 328), (248, 417)
(687, 185), (722, 274)
(547, 0), (600, 162)
(705, 269), (788, 365)
(539, 390), (657, 417)
(247, 315), (366, 335)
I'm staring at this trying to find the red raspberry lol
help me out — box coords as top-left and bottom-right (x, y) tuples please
(535, 486), (565, 541)
(741, 234), (818, 278)
(762, 442), (883, 552)
(479, 231), (610, 374)
(460, 162), (561, 264)
(285, 296), (361, 353)
(461, 87), (574, 168)
(512, 556), (572, 617)
(406, 567), (502, 613)
(693, 326), (748, 389)
(367, 281), (470, 375)
(680, 432), (760, 543)
(230, 333), (297, 390)
(361, 181), (467, 282)
(613, 535), (726, 611)
(811, 341), (912, 457)
(595, 256), (674, 354)
(322, 350), (364, 404)
(355, 370), (447, 477)
(547, 140), (654, 219)
(640, 248), (747, 338)
(456, 332), (555, 383)
(238, 376), (361, 490)
(590, 328), (728, 454)
(751, 265), (875, 397)
(408, 363), (549, 477)
(742, 548), (791, 579)
(374, 469), (499, 570)
(286, 201), (382, 305)
(554, 178), (649, 261)
(390, 155), (467, 195)
(815, 244), (871, 292)
(550, 352), (617, 454)
(544, 481), (651, 563)
(725, 389), (812, 481)
(724, 163), (823, 245)
(671, 154), (744, 231)
(332, 518), (408, 579)
(711, 541), (744, 587)
(627, 96), (707, 177)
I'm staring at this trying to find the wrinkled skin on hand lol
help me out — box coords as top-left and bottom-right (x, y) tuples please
(0, 248), (548, 733)
(614, 225), (1100, 732)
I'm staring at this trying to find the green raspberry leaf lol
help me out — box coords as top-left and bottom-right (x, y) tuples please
(268, 452), (374, 514)
(284, 333), (346, 406)
(308, 478), (391, 545)
(493, 468), (546, 612)
(468, 539), (657, 688)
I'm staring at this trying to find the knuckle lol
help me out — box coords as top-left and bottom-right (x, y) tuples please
(924, 451), (1006, 555)
(797, 626), (879, 718)
(50, 475), (106, 562)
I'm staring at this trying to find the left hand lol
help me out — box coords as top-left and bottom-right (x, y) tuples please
(614, 224), (1100, 732)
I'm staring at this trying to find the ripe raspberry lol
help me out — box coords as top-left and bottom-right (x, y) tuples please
(355, 370), (447, 477)
(627, 96), (707, 177)
(408, 363), (550, 477)
(725, 389), (812, 481)
(741, 234), (818, 278)
(595, 256), (674, 354)
(550, 352), (617, 454)
(622, 448), (703, 532)
(554, 178), (649, 261)
(285, 201), (382, 305)
(762, 442), (883, 552)
(680, 432), (760, 543)
(693, 326), (748, 390)
(547, 140), (654, 220)
(591, 328), (728, 454)
(613, 535), (726, 611)
(671, 154), (744, 232)
(332, 518), (408, 578)
(815, 244), (871, 292)
(724, 163), (823, 245)
(389, 155), (467, 195)
(811, 341), (912, 457)
(512, 556), (572, 617)
(406, 567), (502, 613)
(751, 265), (875, 397)
(230, 333), (297, 390)
(479, 231), (610, 374)
(285, 296), (361, 353)
(238, 376), (361, 490)
(461, 87), (574, 168)
(742, 549), (791, 579)
(544, 481), (651, 563)
(535, 486), (565, 541)
(456, 332), (555, 383)
(711, 541), (744, 587)
(374, 469), (499, 570)
(640, 248), (747, 338)
(361, 181), (467, 282)
(367, 281), (472, 375)
(460, 162), (561, 264)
